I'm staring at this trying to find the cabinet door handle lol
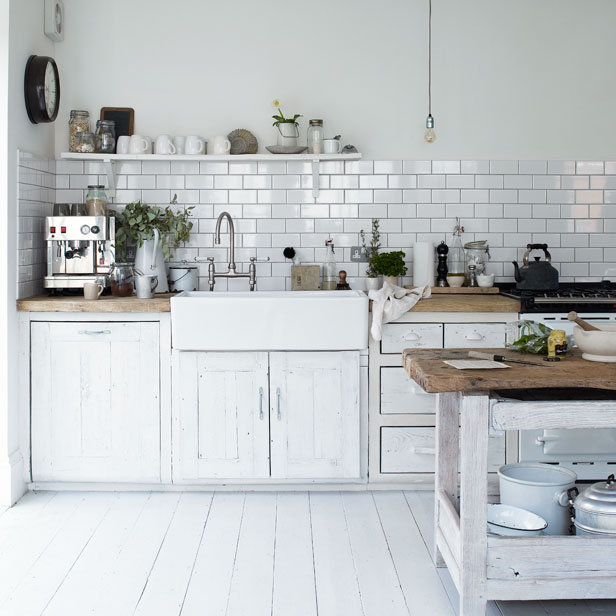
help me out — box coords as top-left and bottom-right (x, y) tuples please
(258, 387), (264, 420)
(276, 387), (281, 421)
(78, 329), (111, 335)
(465, 331), (485, 341)
(403, 332), (421, 341)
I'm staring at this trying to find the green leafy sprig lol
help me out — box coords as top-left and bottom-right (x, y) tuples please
(360, 218), (381, 277)
(371, 251), (407, 277)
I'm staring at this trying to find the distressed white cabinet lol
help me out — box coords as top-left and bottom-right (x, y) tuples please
(174, 351), (361, 482)
(176, 352), (270, 480)
(31, 321), (161, 482)
(270, 352), (360, 479)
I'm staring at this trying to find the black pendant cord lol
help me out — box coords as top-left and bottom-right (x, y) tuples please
(428, 0), (432, 117)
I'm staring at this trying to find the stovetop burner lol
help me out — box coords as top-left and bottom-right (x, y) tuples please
(497, 281), (616, 312)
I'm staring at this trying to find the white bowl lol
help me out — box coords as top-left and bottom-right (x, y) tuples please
(573, 324), (616, 362)
(477, 273), (495, 287)
(446, 275), (465, 288)
(487, 503), (547, 536)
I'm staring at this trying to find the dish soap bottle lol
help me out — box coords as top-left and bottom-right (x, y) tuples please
(447, 218), (465, 288)
(322, 240), (337, 290)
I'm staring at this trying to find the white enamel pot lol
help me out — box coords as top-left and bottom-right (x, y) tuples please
(498, 463), (577, 535)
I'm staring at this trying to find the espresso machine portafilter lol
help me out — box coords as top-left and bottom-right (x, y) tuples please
(44, 215), (116, 291)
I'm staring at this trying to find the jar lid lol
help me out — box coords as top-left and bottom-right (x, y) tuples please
(573, 474), (616, 515)
(309, 119), (323, 126)
(168, 264), (198, 270)
(96, 119), (115, 126)
(464, 240), (489, 249)
(87, 185), (105, 189)
(70, 109), (89, 116)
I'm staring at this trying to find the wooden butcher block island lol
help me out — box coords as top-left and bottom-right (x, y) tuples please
(402, 347), (616, 616)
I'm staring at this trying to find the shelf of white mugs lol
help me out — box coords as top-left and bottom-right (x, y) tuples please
(59, 152), (362, 162)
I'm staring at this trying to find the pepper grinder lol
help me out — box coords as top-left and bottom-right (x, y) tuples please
(336, 270), (351, 290)
(436, 241), (449, 287)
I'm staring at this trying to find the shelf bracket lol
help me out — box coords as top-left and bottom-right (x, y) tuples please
(103, 158), (116, 198)
(312, 158), (320, 200)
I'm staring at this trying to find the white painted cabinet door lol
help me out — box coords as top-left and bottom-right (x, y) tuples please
(176, 352), (269, 481)
(31, 321), (161, 482)
(269, 352), (360, 480)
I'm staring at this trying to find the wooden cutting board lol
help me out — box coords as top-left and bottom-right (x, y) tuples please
(404, 286), (499, 294)
(403, 348), (616, 393)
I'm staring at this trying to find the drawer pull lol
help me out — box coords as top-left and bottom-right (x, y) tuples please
(78, 329), (111, 335)
(403, 332), (421, 341)
(258, 387), (264, 420)
(465, 331), (485, 341)
(407, 446), (436, 455)
(276, 387), (281, 421)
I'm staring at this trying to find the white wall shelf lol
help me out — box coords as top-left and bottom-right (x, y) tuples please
(59, 152), (362, 199)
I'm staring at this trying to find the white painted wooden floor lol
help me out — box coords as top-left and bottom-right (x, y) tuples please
(0, 491), (615, 616)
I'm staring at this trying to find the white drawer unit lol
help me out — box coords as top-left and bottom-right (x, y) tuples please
(380, 323), (443, 354)
(443, 322), (507, 349)
(380, 426), (505, 474)
(380, 367), (436, 415)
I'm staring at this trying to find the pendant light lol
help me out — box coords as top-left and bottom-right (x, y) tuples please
(424, 0), (436, 143)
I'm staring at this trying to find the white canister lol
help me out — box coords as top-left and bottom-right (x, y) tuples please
(413, 242), (435, 287)
(498, 463), (577, 535)
(168, 263), (198, 292)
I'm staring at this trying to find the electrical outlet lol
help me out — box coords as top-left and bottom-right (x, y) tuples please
(350, 246), (369, 262)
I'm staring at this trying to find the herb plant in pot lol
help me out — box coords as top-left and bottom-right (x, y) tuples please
(272, 99), (302, 147)
(371, 250), (407, 288)
(114, 194), (194, 293)
(360, 218), (381, 292)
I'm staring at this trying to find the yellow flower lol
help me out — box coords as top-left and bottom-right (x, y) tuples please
(272, 98), (281, 108)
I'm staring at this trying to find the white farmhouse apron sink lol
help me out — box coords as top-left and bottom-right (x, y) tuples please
(170, 290), (368, 351)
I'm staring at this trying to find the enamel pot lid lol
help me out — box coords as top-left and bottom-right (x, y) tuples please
(572, 474), (616, 516)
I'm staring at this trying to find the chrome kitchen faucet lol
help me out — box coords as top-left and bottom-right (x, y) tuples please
(206, 211), (266, 291)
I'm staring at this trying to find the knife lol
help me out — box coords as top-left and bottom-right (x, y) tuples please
(468, 351), (548, 367)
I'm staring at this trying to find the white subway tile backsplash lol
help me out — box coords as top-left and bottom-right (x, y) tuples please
(213, 175), (242, 189)
(374, 160), (402, 174)
(461, 160), (489, 174)
(432, 160), (460, 174)
(577, 161), (604, 175)
(490, 160), (518, 174)
(519, 160), (547, 174)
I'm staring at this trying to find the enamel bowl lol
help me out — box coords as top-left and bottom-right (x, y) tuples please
(573, 324), (616, 363)
(487, 503), (548, 536)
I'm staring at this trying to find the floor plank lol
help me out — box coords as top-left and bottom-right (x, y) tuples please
(180, 493), (246, 616)
(310, 492), (365, 616)
(342, 492), (410, 616)
(225, 493), (277, 616)
(373, 491), (455, 616)
(272, 492), (318, 616)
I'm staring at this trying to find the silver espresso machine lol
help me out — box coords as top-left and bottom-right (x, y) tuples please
(44, 215), (115, 291)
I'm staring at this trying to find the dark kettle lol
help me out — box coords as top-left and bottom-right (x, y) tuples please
(512, 244), (559, 291)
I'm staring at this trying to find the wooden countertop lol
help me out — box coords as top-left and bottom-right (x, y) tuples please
(17, 294), (172, 313)
(403, 348), (616, 393)
(406, 294), (520, 313)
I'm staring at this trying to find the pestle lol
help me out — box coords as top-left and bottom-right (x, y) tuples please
(568, 311), (600, 332)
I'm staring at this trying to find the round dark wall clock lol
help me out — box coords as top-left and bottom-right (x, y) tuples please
(24, 55), (60, 124)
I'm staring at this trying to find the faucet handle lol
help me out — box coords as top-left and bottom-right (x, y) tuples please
(250, 256), (271, 263)
(193, 256), (215, 263)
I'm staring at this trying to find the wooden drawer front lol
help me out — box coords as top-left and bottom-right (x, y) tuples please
(443, 323), (506, 349)
(380, 367), (436, 415)
(380, 427), (505, 474)
(381, 323), (443, 354)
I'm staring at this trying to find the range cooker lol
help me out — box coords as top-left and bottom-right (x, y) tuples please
(497, 281), (616, 480)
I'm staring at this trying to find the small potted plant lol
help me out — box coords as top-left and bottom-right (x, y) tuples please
(360, 218), (381, 291)
(272, 98), (302, 147)
(371, 250), (407, 287)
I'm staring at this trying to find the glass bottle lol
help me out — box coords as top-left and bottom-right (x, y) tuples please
(69, 110), (90, 152)
(86, 185), (108, 216)
(109, 263), (135, 297)
(447, 218), (465, 287)
(307, 119), (324, 154)
(322, 239), (337, 290)
(94, 119), (116, 153)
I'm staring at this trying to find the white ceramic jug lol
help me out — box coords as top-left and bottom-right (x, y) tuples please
(134, 228), (169, 293)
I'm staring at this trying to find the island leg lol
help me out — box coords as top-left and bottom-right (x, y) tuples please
(434, 391), (459, 567)
(459, 391), (489, 616)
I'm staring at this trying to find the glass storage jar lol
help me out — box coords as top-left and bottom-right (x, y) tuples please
(69, 110), (90, 152)
(95, 120), (116, 153)
(74, 131), (95, 153)
(109, 263), (135, 297)
(464, 240), (490, 281)
(86, 185), (108, 216)
(307, 119), (324, 154)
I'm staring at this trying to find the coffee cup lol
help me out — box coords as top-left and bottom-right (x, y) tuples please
(83, 282), (104, 300)
(207, 136), (231, 155)
(154, 135), (176, 155)
(477, 273), (495, 288)
(116, 135), (130, 155)
(323, 138), (342, 154)
(135, 274), (158, 299)
(173, 136), (186, 155)
(128, 134), (149, 154)
(185, 135), (205, 155)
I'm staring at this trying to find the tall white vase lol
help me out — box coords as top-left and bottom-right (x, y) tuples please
(134, 229), (169, 293)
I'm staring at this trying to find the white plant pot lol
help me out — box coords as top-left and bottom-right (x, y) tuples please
(365, 277), (380, 292)
(276, 123), (299, 147)
(134, 229), (169, 293)
(383, 275), (399, 287)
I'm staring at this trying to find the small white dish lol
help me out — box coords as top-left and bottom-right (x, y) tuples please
(487, 503), (547, 536)
(446, 275), (465, 288)
(477, 273), (495, 287)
